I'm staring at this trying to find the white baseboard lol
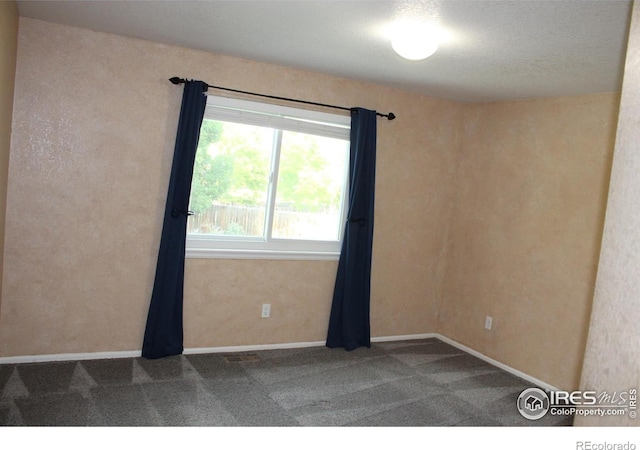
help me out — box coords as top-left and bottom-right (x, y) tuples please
(0, 332), (559, 391)
(183, 340), (326, 355)
(434, 334), (560, 392)
(0, 342), (329, 364)
(371, 333), (437, 342)
(186, 333), (440, 355)
(0, 350), (142, 364)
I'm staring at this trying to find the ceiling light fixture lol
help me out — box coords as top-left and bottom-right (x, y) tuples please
(390, 21), (441, 61)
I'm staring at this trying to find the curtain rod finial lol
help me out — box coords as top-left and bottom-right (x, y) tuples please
(169, 77), (185, 85)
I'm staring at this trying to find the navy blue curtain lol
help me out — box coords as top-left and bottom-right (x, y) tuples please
(326, 108), (377, 351)
(142, 80), (208, 359)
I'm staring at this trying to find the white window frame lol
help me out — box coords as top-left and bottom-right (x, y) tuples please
(185, 95), (350, 260)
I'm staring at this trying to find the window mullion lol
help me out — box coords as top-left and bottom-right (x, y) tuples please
(264, 129), (283, 241)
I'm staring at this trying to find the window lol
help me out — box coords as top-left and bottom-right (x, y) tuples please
(186, 95), (350, 260)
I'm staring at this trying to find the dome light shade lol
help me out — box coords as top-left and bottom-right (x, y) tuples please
(390, 21), (440, 61)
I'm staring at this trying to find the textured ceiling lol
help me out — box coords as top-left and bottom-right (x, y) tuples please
(16, 0), (634, 103)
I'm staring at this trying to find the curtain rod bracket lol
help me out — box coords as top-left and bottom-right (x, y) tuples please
(168, 77), (396, 120)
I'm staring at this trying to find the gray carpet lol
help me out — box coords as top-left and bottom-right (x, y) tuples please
(0, 338), (572, 426)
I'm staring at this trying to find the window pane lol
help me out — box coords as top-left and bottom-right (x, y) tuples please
(272, 131), (349, 241)
(188, 120), (273, 237)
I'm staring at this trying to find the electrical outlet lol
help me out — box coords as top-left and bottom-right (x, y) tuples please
(484, 316), (493, 330)
(261, 303), (271, 318)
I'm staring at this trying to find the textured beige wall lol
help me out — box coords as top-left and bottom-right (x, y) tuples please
(0, 18), (460, 356)
(0, 1), (19, 316)
(439, 94), (619, 390)
(576, 2), (640, 426)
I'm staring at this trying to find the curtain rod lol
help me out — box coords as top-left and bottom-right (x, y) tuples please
(169, 77), (396, 121)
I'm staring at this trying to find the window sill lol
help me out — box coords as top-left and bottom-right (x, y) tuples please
(185, 247), (340, 261)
